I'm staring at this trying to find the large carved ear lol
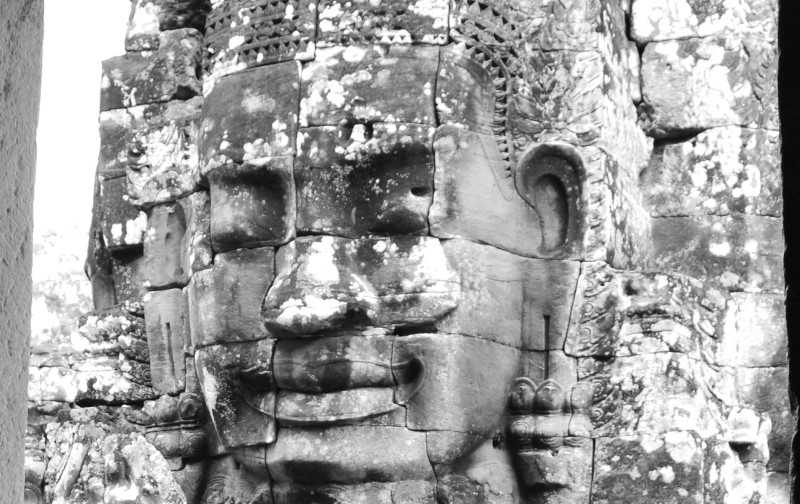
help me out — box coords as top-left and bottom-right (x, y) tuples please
(514, 143), (583, 256)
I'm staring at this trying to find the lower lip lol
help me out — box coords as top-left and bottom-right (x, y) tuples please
(276, 387), (401, 426)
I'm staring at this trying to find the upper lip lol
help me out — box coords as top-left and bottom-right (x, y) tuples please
(268, 332), (426, 425)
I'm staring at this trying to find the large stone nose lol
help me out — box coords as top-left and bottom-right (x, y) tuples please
(262, 236), (460, 336)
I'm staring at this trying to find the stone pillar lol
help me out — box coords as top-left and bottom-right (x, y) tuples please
(0, 1), (44, 501)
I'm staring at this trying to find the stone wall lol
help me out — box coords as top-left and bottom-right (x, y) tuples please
(1, 0), (43, 502)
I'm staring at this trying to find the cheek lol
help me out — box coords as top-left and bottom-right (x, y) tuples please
(393, 334), (520, 434)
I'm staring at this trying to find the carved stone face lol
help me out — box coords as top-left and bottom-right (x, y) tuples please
(191, 4), (592, 502)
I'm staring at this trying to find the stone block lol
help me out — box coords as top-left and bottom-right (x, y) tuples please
(200, 61), (299, 173)
(266, 426), (434, 484)
(507, 48), (651, 171)
(766, 472), (790, 504)
(263, 236), (459, 334)
(111, 250), (148, 306)
(317, 0), (448, 45)
(429, 126), (543, 256)
(274, 480), (436, 504)
(451, 0), (629, 53)
(650, 214), (784, 293)
(579, 353), (733, 437)
(300, 45), (439, 127)
(126, 97), (202, 207)
(273, 334), (394, 393)
(208, 159), (296, 251)
(736, 366), (792, 471)
(520, 350), (577, 388)
(183, 191), (212, 272)
(593, 431), (705, 504)
(630, 0), (776, 43)
(716, 293), (787, 367)
(99, 176), (147, 252)
(642, 127), (781, 217)
(195, 339), (276, 450)
(276, 388), (402, 427)
(640, 36), (778, 136)
(565, 261), (727, 358)
(144, 289), (190, 395)
(430, 128), (650, 266)
(704, 441), (769, 503)
(125, 0), (161, 51)
(204, 0), (315, 79)
(188, 246), (274, 346)
(101, 29), (202, 111)
(143, 203), (190, 289)
(295, 124), (434, 237)
(393, 334), (520, 434)
(439, 239), (580, 350)
(126, 0), (209, 51)
(42, 427), (186, 504)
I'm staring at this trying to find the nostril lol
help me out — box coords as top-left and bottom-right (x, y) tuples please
(410, 186), (430, 197)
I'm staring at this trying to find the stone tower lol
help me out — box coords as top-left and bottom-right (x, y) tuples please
(25, 0), (789, 502)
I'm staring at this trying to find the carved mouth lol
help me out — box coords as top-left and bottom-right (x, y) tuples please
(274, 357), (425, 426)
(276, 388), (401, 425)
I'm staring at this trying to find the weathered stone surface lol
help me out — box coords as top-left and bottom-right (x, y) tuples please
(144, 192), (211, 286)
(579, 353), (733, 437)
(642, 127), (781, 216)
(111, 250), (148, 306)
(28, 308), (156, 405)
(144, 289), (190, 394)
(520, 351), (578, 388)
(183, 191), (212, 272)
(640, 37), (778, 136)
(393, 334), (520, 434)
(266, 426), (434, 484)
(101, 29), (202, 111)
(508, 48), (651, 171)
(195, 338), (276, 450)
(448, 0), (633, 64)
(264, 236), (459, 334)
(201, 456), (273, 503)
(565, 261), (726, 358)
(593, 432), (705, 504)
(514, 443), (593, 503)
(204, 0), (315, 79)
(430, 128), (650, 266)
(274, 480), (436, 504)
(42, 418), (186, 504)
(736, 367), (792, 471)
(126, 97), (202, 206)
(144, 203), (191, 289)
(295, 124), (434, 237)
(704, 440), (769, 503)
(188, 246), (274, 346)
(274, 333), (394, 393)
(766, 472), (790, 504)
(630, 0), (777, 43)
(439, 239), (580, 350)
(650, 214), (784, 293)
(300, 45), (438, 127)
(429, 125), (543, 256)
(317, 0), (448, 45)
(126, 0), (209, 51)
(200, 61), (299, 173)
(716, 293), (787, 367)
(208, 159), (296, 251)
(99, 176), (147, 252)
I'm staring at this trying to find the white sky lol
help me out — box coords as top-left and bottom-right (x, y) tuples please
(35, 0), (130, 255)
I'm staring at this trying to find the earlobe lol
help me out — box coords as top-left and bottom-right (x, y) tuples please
(513, 143), (584, 257)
